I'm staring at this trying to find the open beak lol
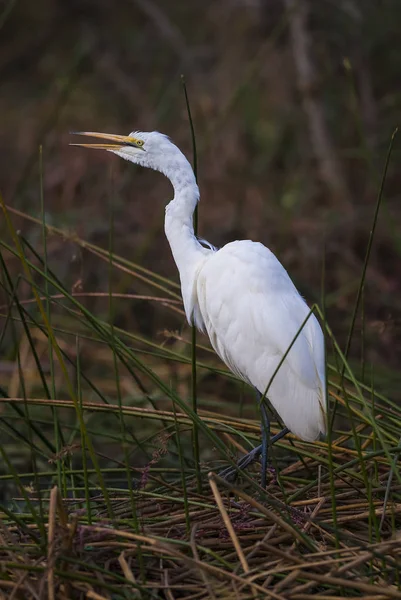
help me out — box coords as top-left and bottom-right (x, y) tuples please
(70, 131), (144, 150)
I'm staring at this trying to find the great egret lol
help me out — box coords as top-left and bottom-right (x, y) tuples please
(72, 130), (326, 487)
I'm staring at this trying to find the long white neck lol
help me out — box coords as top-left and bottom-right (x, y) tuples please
(164, 160), (201, 265)
(161, 152), (210, 324)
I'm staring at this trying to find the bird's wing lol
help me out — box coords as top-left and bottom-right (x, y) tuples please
(198, 240), (322, 386)
(258, 284), (324, 389)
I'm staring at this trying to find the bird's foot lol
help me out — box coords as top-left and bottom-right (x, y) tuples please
(219, 427), (289, 485)
(219, 444), (262, 482)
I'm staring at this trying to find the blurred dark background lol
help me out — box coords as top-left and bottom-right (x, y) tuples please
(1, 0), (401, 398)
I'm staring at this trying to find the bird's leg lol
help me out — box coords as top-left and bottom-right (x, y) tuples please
(219, 389), (290, 485)
(260, 397), (270, 488)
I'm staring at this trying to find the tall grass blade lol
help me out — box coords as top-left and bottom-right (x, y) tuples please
(182, 75), (202, 492)
(39, 145), (64, 494)
(343, 128), (398, 368)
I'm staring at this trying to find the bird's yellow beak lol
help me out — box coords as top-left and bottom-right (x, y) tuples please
(70, 131), (145, 150)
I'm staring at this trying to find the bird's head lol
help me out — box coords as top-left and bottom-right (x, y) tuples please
(70, 130), (192, 182)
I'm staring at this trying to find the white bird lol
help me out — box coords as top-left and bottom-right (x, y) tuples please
(72, 130), (326, 487)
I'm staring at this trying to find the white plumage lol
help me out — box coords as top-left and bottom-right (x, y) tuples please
(72, 129), (326, 479)
(196, 240), (326, 441)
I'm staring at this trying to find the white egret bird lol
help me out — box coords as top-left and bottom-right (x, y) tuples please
(72, 130), (326, 487)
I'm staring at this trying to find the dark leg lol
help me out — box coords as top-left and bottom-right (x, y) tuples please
(260, 399), (270, 488)
(219, 388), (290, 484)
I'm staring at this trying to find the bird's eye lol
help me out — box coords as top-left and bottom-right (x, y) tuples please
(136, 140), (144, 147)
